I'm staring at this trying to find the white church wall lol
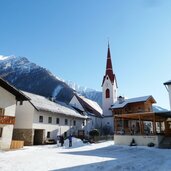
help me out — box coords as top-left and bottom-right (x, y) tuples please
(102, 77), (117, 117)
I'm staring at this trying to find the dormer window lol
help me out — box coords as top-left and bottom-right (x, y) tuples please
(106, 89), (110, 98)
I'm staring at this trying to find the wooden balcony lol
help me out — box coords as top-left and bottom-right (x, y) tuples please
(0, 116), (15, 125)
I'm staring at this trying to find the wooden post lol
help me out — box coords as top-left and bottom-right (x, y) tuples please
(139, 115), (142, 135)
(153, 114), (156, 135)
(159, 122), (162, 133)
(164, 120), (169, 136)
(122, 118), (124, 130)
(114, 116), (117, 134)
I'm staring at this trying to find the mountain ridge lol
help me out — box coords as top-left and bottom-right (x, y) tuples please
(0, 55), (102, 105)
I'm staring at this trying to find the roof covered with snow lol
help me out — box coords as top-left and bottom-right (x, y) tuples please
(73, 94), (102, 117)
(23, 91), (87, 119)
(111, 95), (156, 109)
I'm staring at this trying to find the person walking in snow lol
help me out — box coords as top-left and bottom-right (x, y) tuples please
(60, 135), (64, 147)
(68, 134), (72, 147)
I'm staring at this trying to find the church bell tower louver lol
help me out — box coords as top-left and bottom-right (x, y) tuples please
(102, 43), (118, 132)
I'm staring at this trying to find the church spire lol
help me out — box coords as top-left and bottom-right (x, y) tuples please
(106, 43), (113, 76)
(102, 43), (116, 86)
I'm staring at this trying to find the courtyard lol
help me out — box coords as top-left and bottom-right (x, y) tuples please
(0, 139), (171, 171)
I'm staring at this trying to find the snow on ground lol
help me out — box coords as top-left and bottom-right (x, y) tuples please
(0, 139), (171, 171)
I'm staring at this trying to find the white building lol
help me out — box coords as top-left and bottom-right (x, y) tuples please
(164, 80), (171, 110)
(13, 91), (87, 145)
(69, 94), (102, 135)
(0, 78), (28, 150)
(101, 44), (118, 134)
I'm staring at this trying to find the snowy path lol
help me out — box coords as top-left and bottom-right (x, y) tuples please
(0, 141), (171, 171)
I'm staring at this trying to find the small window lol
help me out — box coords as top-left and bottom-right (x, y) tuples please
(39, 116), (43, 123)
(106, 89), (110, 98)
(82, 121), (85, 126)
(48, 117), (52, 123)
(73, 120), (76, 126)
(47, 131), (50, 138)
(65, 119), (68, 125)
(0, 128), (3, 137)
(56, 118), (60, 124)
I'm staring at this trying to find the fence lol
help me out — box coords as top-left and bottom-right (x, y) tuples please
(10, 140), (24, 149)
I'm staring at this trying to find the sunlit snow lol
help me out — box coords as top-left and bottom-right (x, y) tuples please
(0, 139), (171, 171)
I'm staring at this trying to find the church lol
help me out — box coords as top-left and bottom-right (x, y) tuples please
(101, 44), (171, 147)
(101, 44), (118, 134)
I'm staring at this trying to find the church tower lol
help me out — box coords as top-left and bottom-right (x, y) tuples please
(102, 44), (118, 132)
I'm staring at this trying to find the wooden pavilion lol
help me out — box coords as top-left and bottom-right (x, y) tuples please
(111, 95), (171, 147)
(114, 111), (171, 136)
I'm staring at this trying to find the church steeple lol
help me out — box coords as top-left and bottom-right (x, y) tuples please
(102, 44), (116, 86)
(101, 43), (118, 131)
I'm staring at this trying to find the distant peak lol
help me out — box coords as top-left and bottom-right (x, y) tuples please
(0, 55), (11, 61)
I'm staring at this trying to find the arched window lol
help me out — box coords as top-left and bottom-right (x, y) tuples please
(106, 89), (110, 98)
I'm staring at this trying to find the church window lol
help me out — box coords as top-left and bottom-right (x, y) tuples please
(106, 89), (110, 98)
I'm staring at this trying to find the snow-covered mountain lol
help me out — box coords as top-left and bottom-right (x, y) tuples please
(0, 55), (168, 111)
(0, 55), (102, 105)
(66, 81), (102, 106)
(0, 56), (75, 103)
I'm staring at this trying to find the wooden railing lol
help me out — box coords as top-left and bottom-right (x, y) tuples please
(0, 116), (15, 124)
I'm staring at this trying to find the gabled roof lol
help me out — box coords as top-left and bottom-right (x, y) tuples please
(0, 77), (29, 101)
(111, 95), (156, 109)
(22, 91), (87, 119)
(164, 80), (171, 85)
(73, 94), (103, 118)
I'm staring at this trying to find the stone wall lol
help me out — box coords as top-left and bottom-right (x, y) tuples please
(13, 129), (33, 146)
(114, 135), (164, 147)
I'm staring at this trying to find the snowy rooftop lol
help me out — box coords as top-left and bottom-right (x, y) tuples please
(73, 94), (102, 117)
(23, 91), (87, 119)
(111, 95), (156, 109)
(78, 95), (102, 114)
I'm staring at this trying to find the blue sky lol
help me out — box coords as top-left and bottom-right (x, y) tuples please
(0, 0), (171, 109)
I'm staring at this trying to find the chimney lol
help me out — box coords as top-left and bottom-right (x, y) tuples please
(117, 96), (125, 104)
